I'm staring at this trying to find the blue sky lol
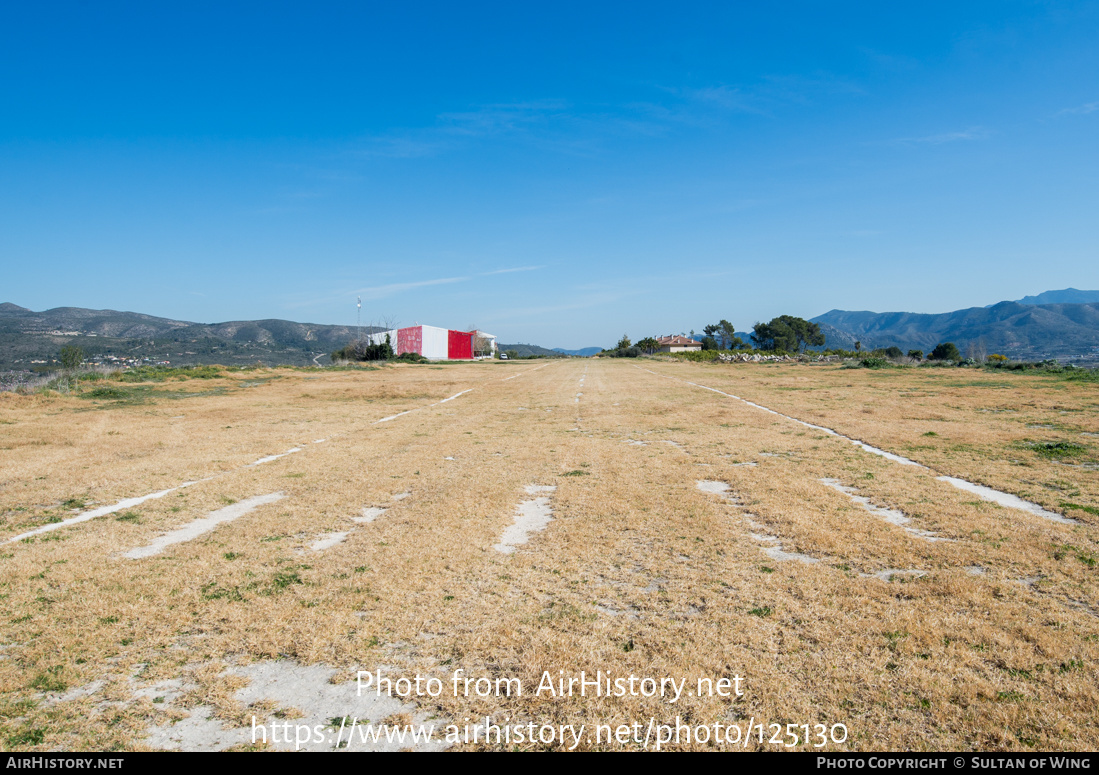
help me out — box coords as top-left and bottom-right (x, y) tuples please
(1, 2), (1097, 348)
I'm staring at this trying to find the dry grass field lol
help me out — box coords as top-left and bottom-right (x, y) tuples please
(0, 358), (1096, 751)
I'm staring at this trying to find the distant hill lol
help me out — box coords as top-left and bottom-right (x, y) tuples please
(0, 303), (377, 369)
(812, 301), (1099, 360)
(809, 323), (862, 351)
(552, 347), (602, 357)
(1015, 288), (1099, 305)
(498, 343), (566, 358)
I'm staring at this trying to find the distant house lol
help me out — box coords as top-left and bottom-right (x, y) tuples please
(656, 335), (702, 353)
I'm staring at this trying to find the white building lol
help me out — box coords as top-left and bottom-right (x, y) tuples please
(366, 325), (497, 360)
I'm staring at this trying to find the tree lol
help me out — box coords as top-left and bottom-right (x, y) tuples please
(470, 329), (494, 358)
(966, 339), (988, 363)
(751, 321), (788, 351)
(700, 336), (718, 351)
(331, 333), (393, 362)
(375, 333), (395, 360)
(907, 349), (924, 360)
(60, 345), (84, 370)
(882, 346), (903, 359)
(929, 342), (961, 361)
(782, 316), (825, 351)
(636, 337), (659, 355)
(703, 319), (740, 350)
(465, 324), (489, 358)
(617, 334), (632, 350)
(751, 316), (824, 352)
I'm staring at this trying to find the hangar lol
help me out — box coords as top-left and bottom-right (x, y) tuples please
(367, 325), (497, 360)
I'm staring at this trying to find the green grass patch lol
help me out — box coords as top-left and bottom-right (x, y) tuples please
(1024, 440), (1088, 459)
(270, 571), (304, 590)
(983, 362), (1099, 382)
(80, 385), (140, 400)
(115, 365), (224, 383)
(29, 666), (66, 692)
(201, 582), (244, 602)
(1060, 502), (1099, 517)
(6, 727), (45, 747)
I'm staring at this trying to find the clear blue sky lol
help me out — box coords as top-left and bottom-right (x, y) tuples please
(2, 2), (1097, 348)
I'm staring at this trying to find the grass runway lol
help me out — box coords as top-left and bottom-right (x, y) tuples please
(1, 358), (1096, 751)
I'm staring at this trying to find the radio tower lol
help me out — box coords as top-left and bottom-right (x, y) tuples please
(356, 297), (362, 343)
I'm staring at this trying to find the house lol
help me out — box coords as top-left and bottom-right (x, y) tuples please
(655, 335), (702, 353)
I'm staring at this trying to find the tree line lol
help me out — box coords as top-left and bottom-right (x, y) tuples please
(602, 315), (827, 357)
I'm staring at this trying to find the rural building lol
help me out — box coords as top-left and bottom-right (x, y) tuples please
(367, 325), (497, 360)
(656, 335), (702, 353)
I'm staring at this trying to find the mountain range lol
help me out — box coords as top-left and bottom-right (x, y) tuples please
(4, 288), (1099, 369)
(811, 294), (1099, 361)
(0, 303), (369, 369)
(1013, 288), (1099, 305)
(552, 347), (603, 357)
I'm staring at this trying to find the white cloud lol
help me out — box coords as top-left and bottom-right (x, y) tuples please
(1058, 101), (1099, 116)
(479, 266), (543, 276)
(892, 126), (991, 145)
(351, 276), (469, 300)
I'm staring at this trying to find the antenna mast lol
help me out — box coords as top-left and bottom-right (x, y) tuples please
(356, 297), (361, 343)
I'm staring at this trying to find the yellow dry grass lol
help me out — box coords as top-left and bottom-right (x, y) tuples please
(0, 359), (1096, 751)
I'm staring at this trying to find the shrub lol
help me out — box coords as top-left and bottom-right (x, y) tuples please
(929, 342), (961, 361)
(860, 356), (890, 369)
(59, 345), (84, 370)
(668, 350), (720, 362)
(907, 350), (924, 360)
(331, 336), (394, 362)
(607, 346), (640, 358)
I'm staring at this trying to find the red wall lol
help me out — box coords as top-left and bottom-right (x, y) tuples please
(447, 330), (473, 360)
(397, 327), (422, 356)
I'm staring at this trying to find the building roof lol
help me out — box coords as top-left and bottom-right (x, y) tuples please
(656, 335), (701, 347)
